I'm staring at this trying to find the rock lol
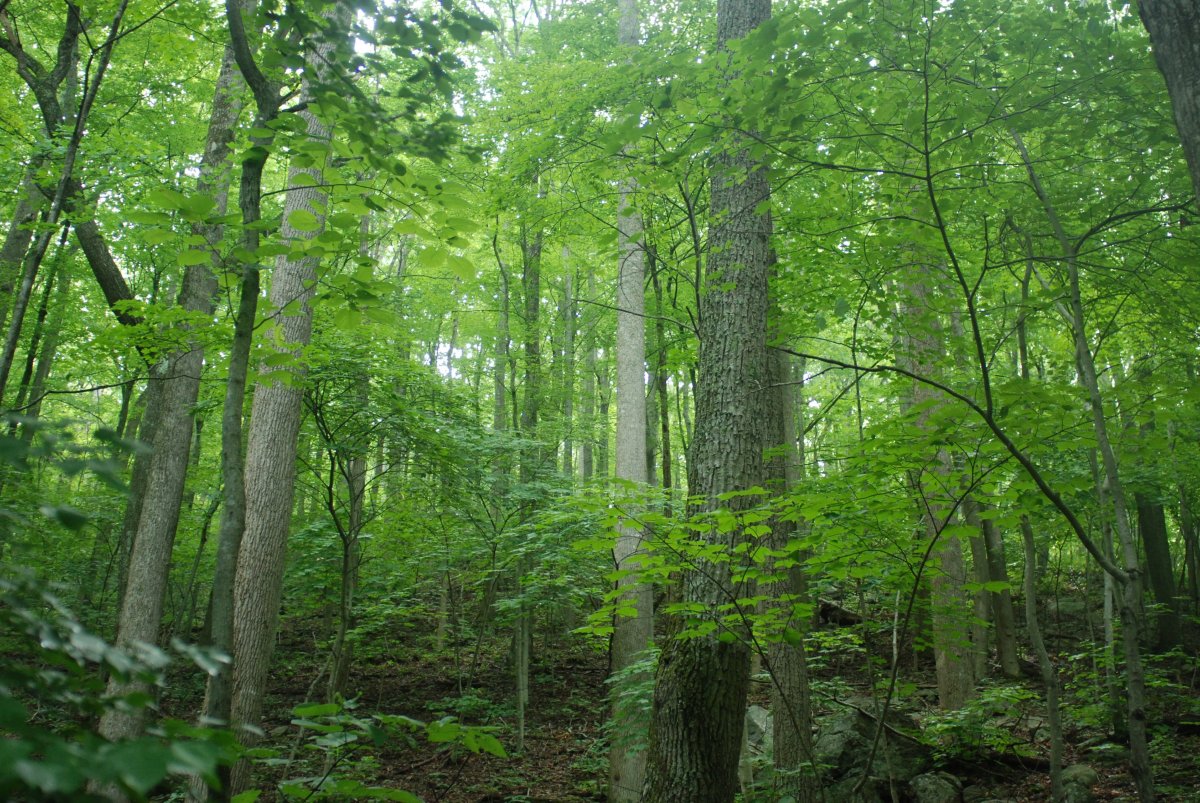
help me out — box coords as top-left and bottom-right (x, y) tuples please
(813, 700), (931, 800)
(961, 785), (989, 803)
(746, 704), (772, 751)
(1061, 764), (1099, 803)
(910, 771), (962, 803)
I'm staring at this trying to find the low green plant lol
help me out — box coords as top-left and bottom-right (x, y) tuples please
(0, 572), (238, 801)
(921, 682), (1039, 762)
(270, 698), (507, 801)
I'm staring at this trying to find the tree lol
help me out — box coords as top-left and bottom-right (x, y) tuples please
(644, 2), (772, 800)
(1138, 0), (1200, 201)
(608, 1), (654, 800)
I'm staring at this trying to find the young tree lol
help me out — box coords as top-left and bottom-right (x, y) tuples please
(608, 2), (654, 800)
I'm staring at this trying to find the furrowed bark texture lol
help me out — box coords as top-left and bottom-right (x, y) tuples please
(644, 3), (771, 800)
(229, 14), (340, 789)
(100, 39), (244, 743)
(1138, 0), (1200, 201)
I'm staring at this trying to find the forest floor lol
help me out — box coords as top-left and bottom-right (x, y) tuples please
(192, 599), (1200, 803)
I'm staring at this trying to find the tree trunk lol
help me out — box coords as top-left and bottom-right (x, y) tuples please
(1022, 516), (1064, 800)
(1014, 131), (1155, 801)
(765, 347), (817, 801)
(513, 214), (543, 753)
(101, 36), (243, 745)
(982, 513), (1021, 678)
(644, 3), (770, 800)
(1137, 0), (1200, 201)
(228, 11), (339, 790)
(1136, 494), (1181, 650)
(609, 3), (654, 793)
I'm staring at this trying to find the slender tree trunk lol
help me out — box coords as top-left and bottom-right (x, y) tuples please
(764, 346), (817, 801)
(645, 4), (771, 800)
(1014, 131), (1155, 802)
(982, 512), (1021, 678)
(514, 216), (543, 753)
(1022, 517), (1064, 800)
(581, 270), (597, 482)
(563, 278), (576, 476)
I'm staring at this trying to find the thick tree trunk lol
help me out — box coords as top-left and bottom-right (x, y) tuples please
(1137, 495), (1181, 650)
(609, 3), (654, 791)
(1138, 0), (1200, 201)
(644, 4), (771, 800)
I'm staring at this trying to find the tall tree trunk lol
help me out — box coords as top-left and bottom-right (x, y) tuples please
(764, 346), (817, 801)
(228, 8), (340, 791)
(99, 33), (243, 745)
(1022, 516), (1064, 800)
(581, 270), (597, 482)
(561, 261), (575, 478)
(651, 254), (673, 513)
(1013, 131), (1155, 802)
(900, 274), (975, 711)
(609, 4), (653, 795)
(982, 512), (1021, 678)
(513, 215), (543, 753)
(1137, 0), (1200, 201)
(0, 165), (46, 334)
(645, 3), (771, 800)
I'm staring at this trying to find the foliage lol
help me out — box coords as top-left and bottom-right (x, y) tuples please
(266, 699), (506, 801)
(0, 572), (237, 801)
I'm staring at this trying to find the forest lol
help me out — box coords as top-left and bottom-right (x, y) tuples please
(0, 0), (1198, 801)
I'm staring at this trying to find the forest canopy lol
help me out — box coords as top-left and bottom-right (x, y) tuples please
(0, 0), (1198, 801)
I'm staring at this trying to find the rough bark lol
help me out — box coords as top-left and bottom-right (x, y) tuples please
(228, 9), (340, 791)
(1138, 0), (1200, 201)
(100, 35), (244, 745)
(764, 348), (817, 801)
(644, 3), (771, 800)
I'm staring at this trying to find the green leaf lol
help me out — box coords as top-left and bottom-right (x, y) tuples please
(292, 702), (340, 718)
(287, 210), (322, 232)
(128, 210), (172, 225)
(177, 249), (213, 267)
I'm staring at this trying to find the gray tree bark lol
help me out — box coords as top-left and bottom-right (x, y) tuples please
(644, 3), (771, 800)
(100, 36), (244, 744)
(228, 8), (341, 792)
(609, 4), (654, 797)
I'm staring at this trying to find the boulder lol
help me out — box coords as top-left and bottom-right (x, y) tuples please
(910, 771), (962, 803)
(813, 700), (931, 801)
(1061, 764), (1099, 803)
